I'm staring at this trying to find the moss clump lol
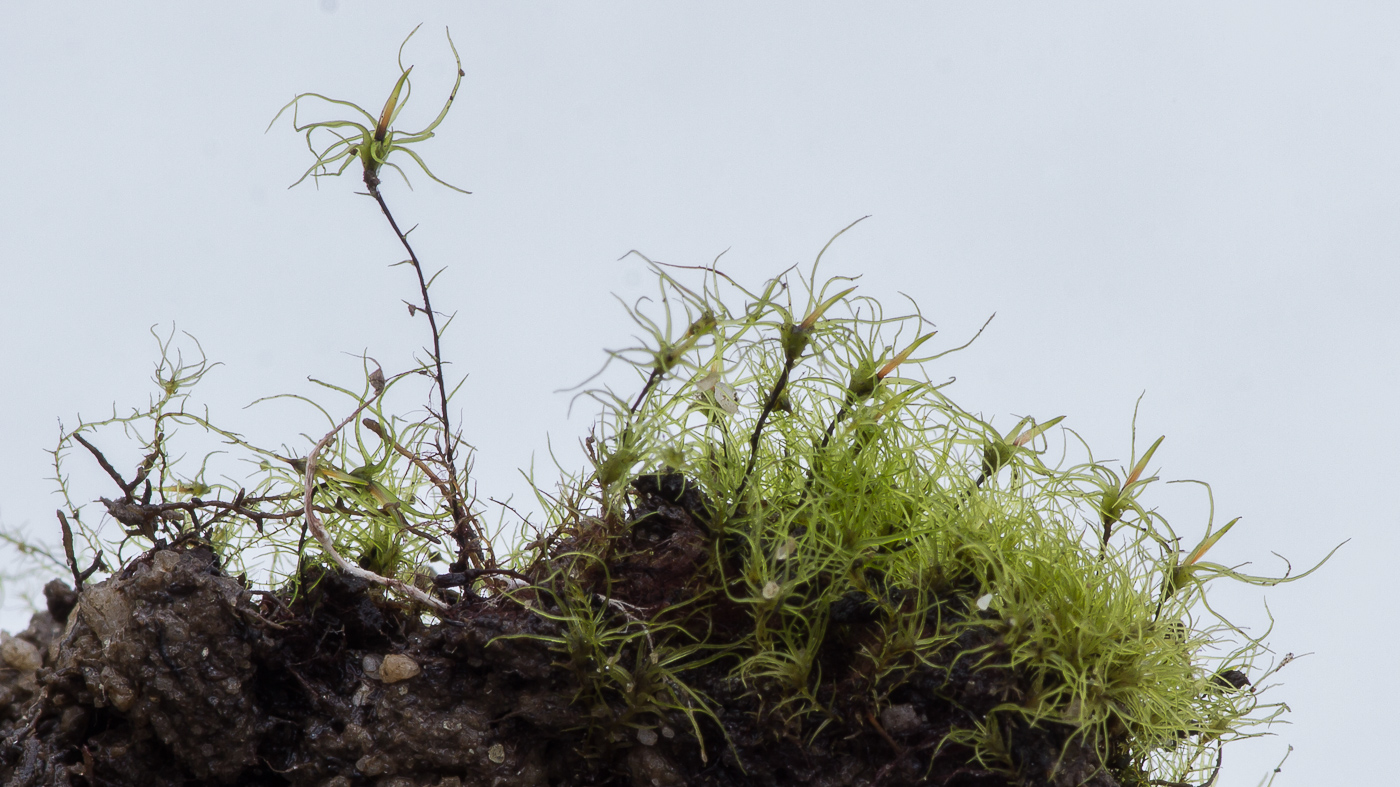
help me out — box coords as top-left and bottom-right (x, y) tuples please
(26, 240), (1330, 786)
(498, 235), (1327, 785)
(6, 29), (1335, 787)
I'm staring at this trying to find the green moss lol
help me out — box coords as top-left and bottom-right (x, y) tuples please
(40, 231), (1334, 784)
(508, 240), (1336, 783)
(25, 30), (1338, 783)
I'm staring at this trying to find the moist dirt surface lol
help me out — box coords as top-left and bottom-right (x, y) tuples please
(0, 477), (1126, 787)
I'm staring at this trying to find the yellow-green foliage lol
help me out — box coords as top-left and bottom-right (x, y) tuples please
(36, 221), (1331, 786)
(516, 231), (1335, 783)
(38, 230), (1329, 786)
(27, 29), (1335, 786)
(48, 339), (456, 595)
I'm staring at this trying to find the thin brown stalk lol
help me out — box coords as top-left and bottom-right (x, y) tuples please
(363, 168), (482, 568)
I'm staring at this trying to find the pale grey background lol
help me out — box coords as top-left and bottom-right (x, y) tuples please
(2, 3), (1395, 783)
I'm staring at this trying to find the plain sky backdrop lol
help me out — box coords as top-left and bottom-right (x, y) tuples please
(2, 4), (1396, 784)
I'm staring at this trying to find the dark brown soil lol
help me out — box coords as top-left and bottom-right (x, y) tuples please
(0, 477), (1129, 787)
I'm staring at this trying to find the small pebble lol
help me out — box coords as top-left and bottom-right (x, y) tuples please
(354, 753), (389, 776)
(379, 654), (420, 683)
(0, 635), (42, 672)
(879, 703), (922, 736)
(351, 683), (372, 707)
(361, 654), (382, 678)
(488, 743), (505, 763)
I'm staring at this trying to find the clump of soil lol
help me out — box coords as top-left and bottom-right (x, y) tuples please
(0, 478), (1129, 786)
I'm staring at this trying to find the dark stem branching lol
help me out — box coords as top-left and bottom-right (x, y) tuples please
(363, 169), (483, 569)
(732, 354), (800, 507)
(56, 510), (104, 589)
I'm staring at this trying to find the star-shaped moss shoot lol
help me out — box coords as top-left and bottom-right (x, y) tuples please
(268, 25), (469, 194)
